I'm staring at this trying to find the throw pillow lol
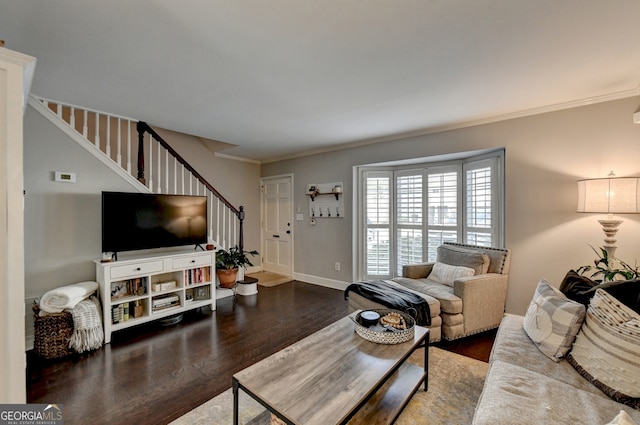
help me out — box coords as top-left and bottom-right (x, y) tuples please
(567, 289), (640, 409)
(559, 270), (598, 306)
(605, 411), (638, 425)
(436, 244), (490, 275)
(428, 262), (475, 286)
(560, 270), (640, 314)
(522, 278), (586, 362)
(592, 279), (640, 315)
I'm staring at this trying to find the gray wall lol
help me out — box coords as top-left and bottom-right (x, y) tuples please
(262, 95), (640, 315)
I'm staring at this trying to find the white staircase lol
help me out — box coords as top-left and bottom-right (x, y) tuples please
(28, 94), (242, 250)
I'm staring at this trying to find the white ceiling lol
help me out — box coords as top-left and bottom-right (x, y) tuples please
(2, 1), (640, 162)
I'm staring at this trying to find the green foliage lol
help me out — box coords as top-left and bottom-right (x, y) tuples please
(576, 245), (640, 283)
(215, 245), (259, 270)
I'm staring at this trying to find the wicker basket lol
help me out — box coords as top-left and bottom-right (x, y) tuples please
(32, 304), (75, 359)
(351, 309), (415, 345)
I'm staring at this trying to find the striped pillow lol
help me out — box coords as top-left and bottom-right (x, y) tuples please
(523, 278), (586, 361)
(568, 289), (640, 409)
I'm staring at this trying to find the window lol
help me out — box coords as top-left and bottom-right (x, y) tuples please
(359, 151), (504, 280)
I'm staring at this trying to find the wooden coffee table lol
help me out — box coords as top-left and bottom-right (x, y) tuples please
(232, 312), (429, 424)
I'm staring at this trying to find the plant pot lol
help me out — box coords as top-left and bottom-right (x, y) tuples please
(217, 268), (238, 288)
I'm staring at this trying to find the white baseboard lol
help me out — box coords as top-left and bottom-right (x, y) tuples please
(293, 272), (349, 291)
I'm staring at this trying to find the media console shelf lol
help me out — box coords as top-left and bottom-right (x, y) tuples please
(95, 250), (215, 343)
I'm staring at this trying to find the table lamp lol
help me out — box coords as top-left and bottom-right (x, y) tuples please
(577, 172), (640, 257)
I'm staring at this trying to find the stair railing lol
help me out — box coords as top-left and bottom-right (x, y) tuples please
(30, 95), (244, 251)
(136, 122), (245, 251)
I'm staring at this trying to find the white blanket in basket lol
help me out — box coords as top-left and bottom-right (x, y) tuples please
(39, 281), (98, 313)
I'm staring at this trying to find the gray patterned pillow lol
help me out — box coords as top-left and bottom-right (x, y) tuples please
(523, 278), (586, 362)
(567, 289), (640, 409)
(436, 245), (489, 275)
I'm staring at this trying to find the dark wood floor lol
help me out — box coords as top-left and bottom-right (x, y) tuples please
(27, 281), (495, 425)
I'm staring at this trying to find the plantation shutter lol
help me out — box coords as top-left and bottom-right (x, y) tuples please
(464, 158), (498, 246)
(396, 171), (424, 272)
(426, 167), (459, 261)
(364, 172), (391, 278)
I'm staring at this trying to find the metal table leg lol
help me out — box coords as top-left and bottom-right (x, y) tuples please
(233, 378), (239, 425)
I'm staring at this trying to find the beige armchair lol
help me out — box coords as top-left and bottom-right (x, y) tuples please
(398, 242), (511, 340)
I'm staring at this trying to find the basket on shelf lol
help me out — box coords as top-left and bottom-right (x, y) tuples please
(351, 309), (416, 345)
(32, 304), (74, 359)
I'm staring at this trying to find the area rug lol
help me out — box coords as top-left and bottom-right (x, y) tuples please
(246, 271), (292, 288)
(169, 347), (488, 425)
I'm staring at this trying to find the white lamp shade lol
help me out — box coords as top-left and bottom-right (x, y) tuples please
(577, 177), (640, 213)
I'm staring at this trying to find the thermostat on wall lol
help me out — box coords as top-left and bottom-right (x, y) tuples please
(54, 171), (76, 183)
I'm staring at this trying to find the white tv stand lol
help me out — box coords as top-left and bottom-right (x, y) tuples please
(95, 250), (215, 343)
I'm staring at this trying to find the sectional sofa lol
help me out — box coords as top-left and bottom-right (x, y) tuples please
(472, 277), (640, 425)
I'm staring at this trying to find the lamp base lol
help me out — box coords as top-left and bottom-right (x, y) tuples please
(597, 219), (623, 258)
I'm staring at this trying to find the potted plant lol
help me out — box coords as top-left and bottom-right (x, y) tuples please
(576, 245), (640, 283)
(215, 245), (259, 288)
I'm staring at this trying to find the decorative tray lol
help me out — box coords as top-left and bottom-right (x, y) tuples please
(351, 309), (415, 345)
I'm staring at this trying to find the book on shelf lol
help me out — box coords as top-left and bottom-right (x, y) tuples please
(112, 305), (123, 324)
(184, 267), (211, 286)
(112, 303), (128, 324)
(112, 300), (144, 324)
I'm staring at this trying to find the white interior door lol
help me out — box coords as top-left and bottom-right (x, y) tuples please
(261, 175), (293, 276)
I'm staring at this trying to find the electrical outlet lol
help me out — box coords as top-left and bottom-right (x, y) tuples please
(334, 262), (340, 271)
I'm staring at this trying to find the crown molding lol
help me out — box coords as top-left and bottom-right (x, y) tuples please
(263, 86), (640, 164)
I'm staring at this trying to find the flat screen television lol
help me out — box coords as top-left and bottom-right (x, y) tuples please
(102, 191), (208, 254)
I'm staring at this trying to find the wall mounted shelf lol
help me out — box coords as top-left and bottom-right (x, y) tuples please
(306, 182), (344, 218)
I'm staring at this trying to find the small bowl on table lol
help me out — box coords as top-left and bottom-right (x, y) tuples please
(359, 310), (380, 327)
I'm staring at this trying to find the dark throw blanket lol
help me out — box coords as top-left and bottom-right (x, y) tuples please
(345, 280), (431, 326)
